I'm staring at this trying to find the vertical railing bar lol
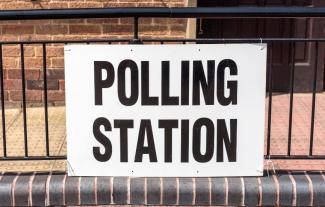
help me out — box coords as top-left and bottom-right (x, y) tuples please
(20, 43), (28, 157)
(134, 17), (139, 40)
(309, 41), (319, 156)
(266, 42), (273, 156)
(42, 43), (50, 157)
(0, 44), (7, 157)
(287, 42), (296, 156)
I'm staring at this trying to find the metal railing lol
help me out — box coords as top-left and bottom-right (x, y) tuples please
(0, 7), (324, 162)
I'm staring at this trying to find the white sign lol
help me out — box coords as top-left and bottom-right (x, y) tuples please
(64, 44), (267, 177)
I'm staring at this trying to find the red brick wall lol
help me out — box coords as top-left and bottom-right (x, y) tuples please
(0, 0), (187, 105)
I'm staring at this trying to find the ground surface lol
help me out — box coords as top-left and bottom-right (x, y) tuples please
(0, 93), (324, 172)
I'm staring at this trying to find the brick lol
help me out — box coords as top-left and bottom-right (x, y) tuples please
(292, 172), (311, 206)
(243, 177), (259, 206)
(80, 177), (96, 205)
(170, 25), (186, 35)
(277, 172), (293, 206)
(37, 2), (69, 9)
(3, 58), (17, 69)
(47, 47), (64, 57)
(139, 25), (169, 34)
(170, 18), (187, 25)
(7, 69), (39, 80)
(130, 178), (145, 205)
(228, 178), (243, 206)
(27, 80), (59, 90)
(162, 177), (177, 205)
(308, 172), (325, 206)
(2, 45), (35, 58)
(139, 18), (153, 24)
(23, 46), (36, 57)
(211, 178), (226, 205)
(59, 80), (65, 90)
(9, 90), (42, 101)
(45, 69), (65, 79)
(0, 90), (8, 101)
(4, 79), (22, 90)
(179, 178), (193, 205)
(1, 69), (7, 79)
(69, 25), (102, 34)
(103, 25), (133, 34)
(195, 178), (210, 205)
(2, 46), (20, 57)
(65, 176), (80, 205)
(50, 58), (64, 69)
(153, 18), (169, 24)
(137, 2), (163, 7)
(47, 91), (65, 101)
(49, 174), (65, 205)
(97, 177), (111, 205)
(68, 2), (103, 8)
(52, 19), (85, 24)
(35, 25), (68, 35)
(31, 173), (49, 206)
(0, 173), (17, 206)
(24, 57), (43, 69)
(14, 173), (33, 207)
(119, 18), (133, 25)
(1, 2), (33, 10)
(2, 25), (34, 35)
(112, 177), (128, 204)
(87, 18), (119, 24)
(147, 178), (160, 205)
(103, 2), (137, 7)
(261, 176), (277, 206)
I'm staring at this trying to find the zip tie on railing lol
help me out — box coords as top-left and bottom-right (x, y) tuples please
(265, 155), (276, 177)
(50, 135), (66, 172)
(67, 161), (76, 176)
(45, 171), (52, 206)
(260, 38), (266, 50)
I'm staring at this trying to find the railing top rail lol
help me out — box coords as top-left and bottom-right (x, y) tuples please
(0, 38), (324, 45)
(2, 7), (325, 20)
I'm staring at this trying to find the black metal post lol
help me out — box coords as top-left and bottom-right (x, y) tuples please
(287, 42), (296, 156)
(0, 44), (6, 157)
(20, 44), (28, 157)
(309, 42), (319, 156)
(42, 43), (50, 157)
(266, 43), (273, 156)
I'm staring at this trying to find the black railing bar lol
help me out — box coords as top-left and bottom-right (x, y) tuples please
(0, 155), (66, 161)
(142, 38), (325, 42)
(266, 42), (273, 156)
(42, 43), (50, 157)
(309, 42), (319, 156)
(287, 42), (296, 156)
(2, 7), (325, 20)
(0, 155), (323, 160)
(0, 39), (131, 45)
(134, 17), (139, 40)
(267, 155), (325, 160)
(2, 38), (325, 45)
(0, 44), (7, 157)
(20, 44), (28, 157)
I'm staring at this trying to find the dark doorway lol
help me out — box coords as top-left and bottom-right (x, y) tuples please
(197, 0), (325, 92)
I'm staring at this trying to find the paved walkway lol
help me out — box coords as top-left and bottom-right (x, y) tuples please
(0, 93), (324, 172)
